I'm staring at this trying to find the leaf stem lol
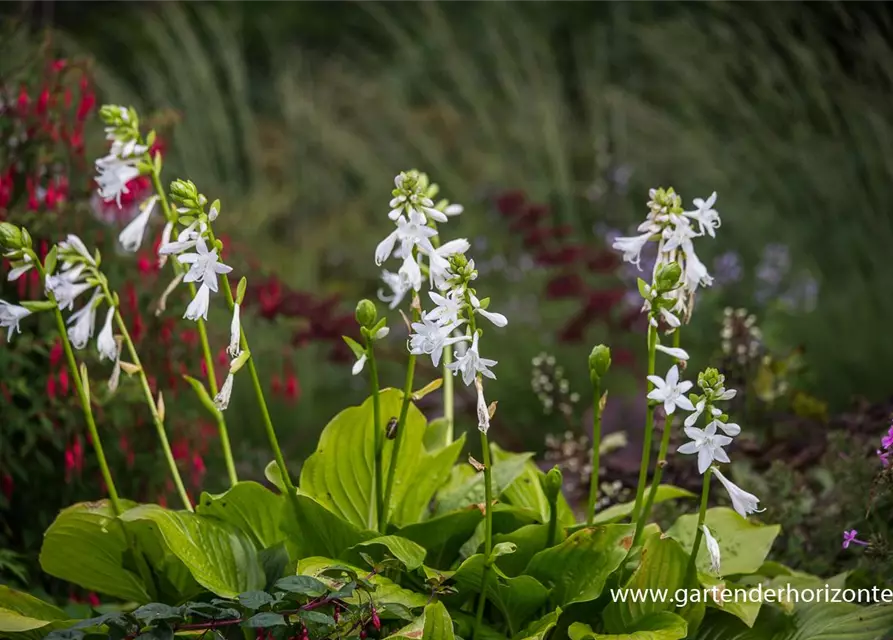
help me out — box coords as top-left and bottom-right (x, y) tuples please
(443, 344), (454, 443)
(631, 324), (658, 522)
(586, 378), (602, 525)
(368, 344), (385, 532)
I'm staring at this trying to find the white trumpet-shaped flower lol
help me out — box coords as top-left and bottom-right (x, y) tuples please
(158, 222), (174, 267)
(475, 377), (490, 434)
(708, 419), (741, 437)
(428, 288), (464, 326)
(59, 235), (95, 265)
(95, 155), (142, 208)
(184, 283), (211, 322)
(375, 210), (437, 266)
(66, 291), (100, 349)
(0, 300), (31, 342)
(646, 365), (695, 415)
(655, 343), (689, 360)
(677, 421), (732, 474)
(612, 231), (653, 269)
(118, 196), (158, 252)
(685, 192), (720, 238)
(7, 255), (33, 282)
(447, 332), (497, 386)
(178, 237), (232, 293)
(470, 292), (508, 327)
(97, 306), (118, 361)
(227, 303), (241, 358)
(158, 223), (201, 256)
(378, 270), (410, 309)
(702, 525), (722, 575)
(352, 353), (367, 376)
(50, 279), (93, 312)
(409, 314), (469, 367)
(684, 399), (722, 427)
(215, 372), (234, 410)
(397, 254), (423, 292)
(711, 466), (765, 518)
(424, 238), (469, 290)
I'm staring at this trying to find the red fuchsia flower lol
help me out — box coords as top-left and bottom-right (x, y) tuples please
(87, 593), (101, 608)
(64, 448), (75, 483)
(16, 85), (29, 116)
(51, 59), (67, 73)
(49, 340), (63, 367)
(58, 369), (70, 396)
(371, 607), (381, 630)
(284, 371), (300, 404)
(46, 375), (57, 400)
(172, 438), (190, 462)
(76, 91), (95, 122)
(36, 87), (50, 116)
(191, 453), (206, 488)
(842, 529), (868, 549)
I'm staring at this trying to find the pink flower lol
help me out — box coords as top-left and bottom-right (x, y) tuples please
(842, 529), (868, 549)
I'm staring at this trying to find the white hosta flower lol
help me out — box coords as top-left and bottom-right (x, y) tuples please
(707, 418), (741, 437)
(446, 332), (497, 386)
(0, 300), (31, 341)
(702, 525), (722, 575)
(409, 315), (469, 367)
(655, 343), (689, 360)
(374, 210), (437, 266)
(108, 138), (148, 159)
(184, 283), (211, 322)
(398, 254), (422, 292)
(374, 326), (390, 340)
(227, 303), (241, 358)
(677, 421), (732, 474)
(59, 235), (95, 265)
(49, 279), (93, 312)
(378, 270), (410, 309)
(118, 196), (158, 252)
(425, 238), (470, 290)
(158, 223), (201, 256)
(711, 466), (765, 518)
(352, 352), (367, 376)
(661, 219), (699, 256)
(612, 231), (653, 269)
(158, 222), (174, 267)
(685, 192), (720, 238)
(444, 203), (463, 217)
(470, 293), (508, 327)
(646, 365), (695, 415)
(684, 399), (722, 427)
(428, 289), (464, 326)
(95, 155), (141, 207)
(683, 247), (713, 293)
(659, 307), (681, 328)
(475, 377), (490, 434)
(7, 255), (32, 281)
(215, 372), (234, 410)
(66, 291), (101, 349)
(96, 307), (118, 361)
(178, 237), (233, 293)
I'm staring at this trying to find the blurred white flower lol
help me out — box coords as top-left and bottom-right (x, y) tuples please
(702, 525), (722, 575)
(118, 196), (158, 252)
(59, 235), (95, 266)
(66, 291), (101, 349)
(352, 352), (367, 376)
(612, 231), (653, 269)
(646, 365), (695, 415)
(0, 300), (31, 341)
(398, 254), (423, 292)
(227, 303), (241, 358)
(97, 307), (118, 361)
(685, 192), (720, 238)
(184, 283), (211, 322)
(215, 372), (234, 410)
(655, 344), (689, 360)
(378, 270), (409, 309)
(95, 155), (141, 208)
(7, 255), (32, 281)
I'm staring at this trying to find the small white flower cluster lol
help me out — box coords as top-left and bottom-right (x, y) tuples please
(95, 106), (147, 208)
(0, 299), (31, 342)
(375, 171), (467, 309)
(613, 188), (719, 327)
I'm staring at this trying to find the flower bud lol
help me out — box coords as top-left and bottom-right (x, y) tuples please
(698, 367), (724, 392)
(355, 299), (377, 328)
(588, 344), (612, 385)
(0, 223), (23, 251)
(655, 262), (682, 291)
(542, 466), (563, 504)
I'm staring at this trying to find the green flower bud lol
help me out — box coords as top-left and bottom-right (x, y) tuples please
(655, 262), (682, 291)
(698, 367), (724, 392)
(0, 222), (23, 251)
(355, 299), (378, 328)
(542, 466), (563, 504)
(588, 344), (612, 384)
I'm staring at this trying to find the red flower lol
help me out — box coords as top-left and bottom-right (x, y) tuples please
(284, 372), (300, 403)
(51, 59), (68, 72)
(76, 92), (95, 122)
(46, 375), (57, 400)
(49, 340), (63, 367)
(87, 593), (101, 608)
(36, 87), (50, 116)
(58, 369), (70, 396)
(16, 85), (29, 116)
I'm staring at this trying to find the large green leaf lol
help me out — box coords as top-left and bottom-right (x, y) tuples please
(349, 535), (427, 571)
(569, 612), (688, 639)
(698, 575), (761, 628)
(39, 500), (151, 603)
(665, 508), (780, 576)
(460, 505), (542, 560)
(296, 557), (427, 612)
(0, 587), (69, 638)
(280, 493), (376, 560)
(603, 532), (698, 633)
(448, 554), (549, 635)
(386, 601), (455, 639)
(493, 524), (565, 577)
(391, 434), (466, 526)
(514, 608), (562, 640)
(120, 504), (264, 598)
(492, 446), (577, 530)
(395, 509), (483, 569)
(196, 481), (285, 549)
(524, 524), (635, 607)
(435, 452), (534, 515)
(567, 486), (694, 530)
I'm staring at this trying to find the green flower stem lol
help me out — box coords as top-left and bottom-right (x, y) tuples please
(634, 329), (683, 545)
(443, 344), (454, 443)
(631, 324), (658, 523)
(148, 163), (238, 487)
(586, 378), (603, 525)
(686, 468), (713, 585)
(106, 294), (193, 511)
(381, 307), (420, 531)
(368, 345), (386, 533)
(473, 424), (494, 640)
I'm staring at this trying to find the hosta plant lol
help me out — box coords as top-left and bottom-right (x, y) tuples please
(0, 104), (891, 640)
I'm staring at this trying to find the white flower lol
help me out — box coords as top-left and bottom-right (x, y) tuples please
(428, 289), (464, 326)
(118, 196), (158, 252)
(685, 192), (720, 238)
(352, 353), (367, 376)
(374, 211), (437, 266)
(684, 399), (722, 427)
(444, 203), (463, 217)
(711, 466), (765, 518)
(374, 326), (390, 340)
(677, 421), (732, 474)
(227, 303), (241, 358)
(215, 372), (234, 410)
(646, 365), (695, 415)
(50, 279), (93, 312)
(66, 291), (101, 349)
(424, 238), (469, 290)
(178, 237), (233, 293)
(158, 222), (174, 267)
(158, 223), (201, 256)
(659, 307), (681, 328)
(378, 270), (410, 309)
(184, 283), (211, 322)
(7, 255), (32, 281)
(446, 332), (497, 386)
(0, 300), (31, 341)
(655, 343), (689, 360)
(470, 293), (508, 327)
(97, 306), (118, 361)
(108, 138), (147, 159)
(661, 219), (698, 256)
(95, 155), (142, 207)
(683, 247), (713, 293)
(409, 314), (469, 367)
(702, 525), (722, 575)
(612, 231), (653, 268)
(475, 377), (490, 434)
(397, 254), (422, 292)
(59, 235), (95, 265)
(707, 418), (741, 437)
(208, 205), (219, 221)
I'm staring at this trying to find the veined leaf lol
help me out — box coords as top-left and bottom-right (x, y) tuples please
(385, 601), (455, 639)
(196, 481), (285, 550)
(570, 612), (688, 639)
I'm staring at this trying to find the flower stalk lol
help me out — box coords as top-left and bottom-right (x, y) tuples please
(686, 467), (713, 585)
(443, 344), (454, 443)
(631, 324), (658, 523)
(586, 344), (611, 525)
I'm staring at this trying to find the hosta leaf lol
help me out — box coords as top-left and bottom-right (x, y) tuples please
(39, 500), (151, 603)
(395, 508), (483, 569)
(666, 507), (780, 577)
(513, 608), (562, 639)
(196, 481), (285, 550)
(569, 612), (688, 639)
(280, 493), (375, 560)
(493, 524), (564, 577)
(0, 587), (69, 639)
(435, 452), (534, 516)
(120, 504), (263, 598)
(525, 524), (635, 607)
(391, 434), (466, 526)
(386, 601), (455, 639)
(296, 557), (426, 612)
(349, 535), (427, 571)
